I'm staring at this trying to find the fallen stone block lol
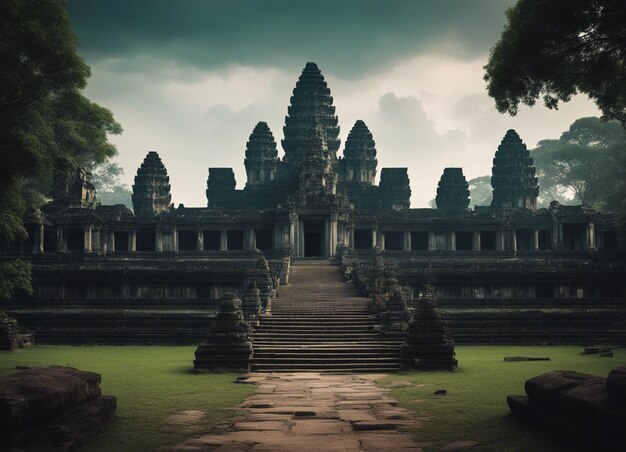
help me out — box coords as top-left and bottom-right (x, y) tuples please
(606, 367), (626, 403)
(504, 356), (550, 362)
(0, 366), (116, 452)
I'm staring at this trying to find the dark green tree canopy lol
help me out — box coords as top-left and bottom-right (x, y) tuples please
(0, 0), (121, 297)
(531, 117), (626, 211)
(485, 0), (626, 125)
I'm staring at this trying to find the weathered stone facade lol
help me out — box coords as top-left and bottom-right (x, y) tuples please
(1, 61), (625, 346)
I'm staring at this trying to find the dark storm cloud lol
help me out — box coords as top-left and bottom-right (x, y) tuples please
(68, 0), (515, 77)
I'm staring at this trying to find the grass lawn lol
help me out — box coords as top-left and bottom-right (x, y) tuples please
(378, 345), (626, 451)
(0, 346), (255, 451)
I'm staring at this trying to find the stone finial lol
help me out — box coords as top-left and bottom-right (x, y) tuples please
(490, 129), (539, 210)
(380, 287), (411, 334)
(244, 121), (279, 186)
(256, 255), (270, 271)
(343, 120), (378, 184)
(436, 168), (470, 211)
(282, 62), (340, 175)
(379, 168), (411, 210)
(193, 293), (252, 371)
(401, 285), (457, 370)
(241, 281), (261, 324)
(131, 151), (172, 216)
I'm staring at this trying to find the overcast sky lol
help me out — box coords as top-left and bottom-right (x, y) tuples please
(68, 0), (599, 207)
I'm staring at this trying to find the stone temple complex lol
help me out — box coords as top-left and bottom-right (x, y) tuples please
(1, 62), (626, 371)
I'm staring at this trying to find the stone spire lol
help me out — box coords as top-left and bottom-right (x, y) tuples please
(131, 151), (172, 216)
(436, 168), (470, 211)
(282, 62), (340, 175)
(379, 168), (411, 210)
(244, 121), (279, 186)
(342, 120), (378, 184)
(490, 129), (539, 210)
(50, 167), (97, 210)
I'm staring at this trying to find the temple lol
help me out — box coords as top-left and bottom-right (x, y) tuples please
(1, 62), (625, 370)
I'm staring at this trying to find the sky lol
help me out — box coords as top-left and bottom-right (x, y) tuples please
(68, 0), (599, 207)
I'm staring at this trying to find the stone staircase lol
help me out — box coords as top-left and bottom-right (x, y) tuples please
(250, 260), (403, 372)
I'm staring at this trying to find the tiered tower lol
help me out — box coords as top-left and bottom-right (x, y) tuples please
(297, 124), (337, 196)
(341, 120), (377, 184)
(436, 168), (470, 211)
(379, 168), (411, 210)
(282, 62), (340, 178)
(244, 121), (279, 187)
(490, 129), (539, 210)
(131, 151), (172, 216)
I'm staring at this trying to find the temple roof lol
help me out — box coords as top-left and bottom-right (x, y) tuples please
(131, 151), (172, 216)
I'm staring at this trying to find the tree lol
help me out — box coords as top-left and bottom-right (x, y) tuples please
(530, 117), (626, 211)
(0, 0), (121, 298)
(92, 162), (133, 209)
(468, 176), (492, 208)
(484, 0), (626, 125)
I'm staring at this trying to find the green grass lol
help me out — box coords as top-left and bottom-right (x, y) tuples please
(378, 345), (626, 451)
(0, 346), (255, 451)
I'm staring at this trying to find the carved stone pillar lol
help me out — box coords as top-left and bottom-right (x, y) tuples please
(404, 231), (411, 251)
(84, 226), (92, 252)
(449, 231), (456, 251)
(196, 231), (204, 251)
(533, 230), (539, 250)
(129, 230), (137, 252)
(472, 231), (481, 251)
(38, 224), (44, 252)
(220, 230), (228, 251)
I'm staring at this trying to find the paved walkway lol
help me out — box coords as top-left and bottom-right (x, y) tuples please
(173, 372), (429, 451)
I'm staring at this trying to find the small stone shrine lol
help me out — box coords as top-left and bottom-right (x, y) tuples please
(402, 284), (458, 370)
(194, 293), (252, 371)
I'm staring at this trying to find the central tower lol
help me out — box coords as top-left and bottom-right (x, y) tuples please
(282, 62), (340, 179)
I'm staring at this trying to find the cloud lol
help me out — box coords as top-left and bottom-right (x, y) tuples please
(68, 0), (516, 78)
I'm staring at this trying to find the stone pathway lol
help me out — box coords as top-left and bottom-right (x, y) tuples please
(172, 372), (430, 451)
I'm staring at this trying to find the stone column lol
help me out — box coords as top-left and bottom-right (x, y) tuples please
(325, 218), (331, 257)
(330, 214), (338, 256)
(404, 231), (411, 251)
(219, 229), (228, 251)
(378, 231), (386, 251)
(371, 229), (377, 249)
(109, 231), (116, 252)
(289, 218), (296, 251)
(350, 227), (355, 249)
(196, 231), (204, 251)
(533, 230), (539, 250)
(449, 231), (456, 251)
(155, 230), (163, 252)
(428, 231), (436, 251)
(129, 230), (137, 252)
(512, 230), (518, 252)
(472, 231), (481, 251)
(587, 222), (596, 249)
(173, 227), (178, 252)
(298, 220), (305, 257)
(245, 228), (255, 251)
(496, 229), (504, 251)
(38, 224), (44, 252)
(84, 226), (92, 252)
(552, 221), (562, 249)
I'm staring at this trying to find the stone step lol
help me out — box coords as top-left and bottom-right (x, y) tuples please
(250, 362), (402, 371)
(255, 324), (378, 331)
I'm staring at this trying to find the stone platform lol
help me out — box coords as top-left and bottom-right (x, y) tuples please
(174, 372), (429, 451)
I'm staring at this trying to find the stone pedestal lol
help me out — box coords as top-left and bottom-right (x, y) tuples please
(194, 293), (252, 371)
(401, 293), (457, 371)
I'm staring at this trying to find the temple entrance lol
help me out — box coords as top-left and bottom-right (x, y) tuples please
(304, 222), (324, 257)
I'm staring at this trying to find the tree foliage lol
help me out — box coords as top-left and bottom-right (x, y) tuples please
(92, 162), (133, 209)
(468, 176), (492, 208)
(0, 0), (121, 298)
(531, 117), (626, 211)
(485, 0), (626, 125)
